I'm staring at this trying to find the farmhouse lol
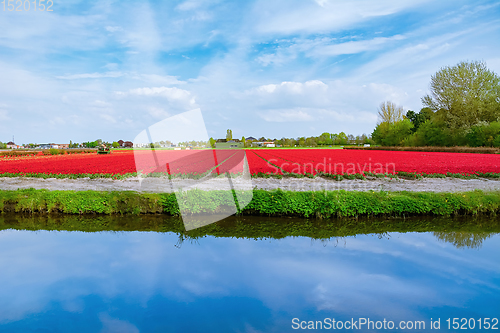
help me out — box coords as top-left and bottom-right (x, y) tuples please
(6, 141), (17, 149)
(252, 141), (275, 147)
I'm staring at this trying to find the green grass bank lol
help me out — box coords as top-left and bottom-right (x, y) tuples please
(1, 188), (500, 218)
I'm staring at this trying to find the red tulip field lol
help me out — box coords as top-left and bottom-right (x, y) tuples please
(0, 149), (500, 179)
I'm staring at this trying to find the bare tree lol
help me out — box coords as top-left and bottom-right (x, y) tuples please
(377, 101), (404, 124)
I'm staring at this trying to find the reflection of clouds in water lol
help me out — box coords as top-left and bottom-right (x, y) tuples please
(99, 313), (139, 333)
(0, 230), (498, 327)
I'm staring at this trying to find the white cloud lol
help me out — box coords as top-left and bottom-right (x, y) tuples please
(250, 80), (328, 97)
(90, 100), (112, 108)
(251, 0), (432, 35)
(312, 35), (406, 56)
(105, 26), (123, 33)
(99, 114), (117, 124)
(147, 106), (170, 119)
(256, 35), (406, 68)
(176, 0), (206, 11)
(56, 72), (124, 80)
(259, 108), (315, 122)
(0, 110), (9, 121)
(99, 313), (140, 333)
(134, 74), (186, 85)
(119, 87), (195, 104)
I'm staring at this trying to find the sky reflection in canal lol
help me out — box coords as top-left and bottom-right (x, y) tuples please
(0, 229), (498, 332)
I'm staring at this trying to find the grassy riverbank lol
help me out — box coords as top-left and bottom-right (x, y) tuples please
(1, 188), (500, 218)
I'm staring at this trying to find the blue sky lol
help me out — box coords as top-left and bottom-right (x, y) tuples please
(1, 0), (500, 144)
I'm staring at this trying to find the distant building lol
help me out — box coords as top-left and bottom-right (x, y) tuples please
(252, 141), (275, 148)
(37, 143), (68, 149)
(245, 137), (257, 141)
(123, 141), (133, 148)
(6, 141), (17, 149)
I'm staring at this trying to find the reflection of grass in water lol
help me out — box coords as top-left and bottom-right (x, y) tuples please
(433, 231), (492, 249)
(1, 214), (498, 249)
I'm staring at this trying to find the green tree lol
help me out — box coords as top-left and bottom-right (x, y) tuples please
(226, 129), (233, 141)
(466, 122), (500, 147)
(241, 136), (246, 147)
(422, 60), (500, 129)
(414, 120), (451, 146)
(112, 141), (119, 148)
(305, 137), (317, 147)
(372, 119), (414, 146)
(318, 132), (332, 145)
(335, 132), (348, 145)
(209, 137), (216, 148)
(406, 107), (433, 132)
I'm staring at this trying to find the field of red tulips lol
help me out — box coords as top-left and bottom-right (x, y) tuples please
(1, 148), (500, 178)
(247, 149), (500, 176)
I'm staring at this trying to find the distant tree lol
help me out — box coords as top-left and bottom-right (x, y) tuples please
(226, 129), (233, 141)
(209, 137), (216, 148)
(84, 141), (98, 148)
(372, 119), (414, 146)
(305, 137), (317, 147)
(241, 136), (246, 147)
(422, 60), (500, 129)
(318, 132), (332, 145)
(377, 101), (405, 124)
(112, 141), (119, 148)
(335, 132), (348, 145)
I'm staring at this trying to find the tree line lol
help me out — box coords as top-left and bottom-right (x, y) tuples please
(372, 60), (500, 147)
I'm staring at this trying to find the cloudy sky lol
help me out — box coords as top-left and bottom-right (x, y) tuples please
(1, 0), (499, 144)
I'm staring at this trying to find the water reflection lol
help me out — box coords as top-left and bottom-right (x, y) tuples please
(433, 231), (493, 249)
(0, 214), (498, 332)
(1, 213), (499, 250)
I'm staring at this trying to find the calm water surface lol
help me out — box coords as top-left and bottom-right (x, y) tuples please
(0, 215), (498, 332)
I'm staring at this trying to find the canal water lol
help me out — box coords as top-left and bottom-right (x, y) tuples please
(0, 214), (498, 332)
